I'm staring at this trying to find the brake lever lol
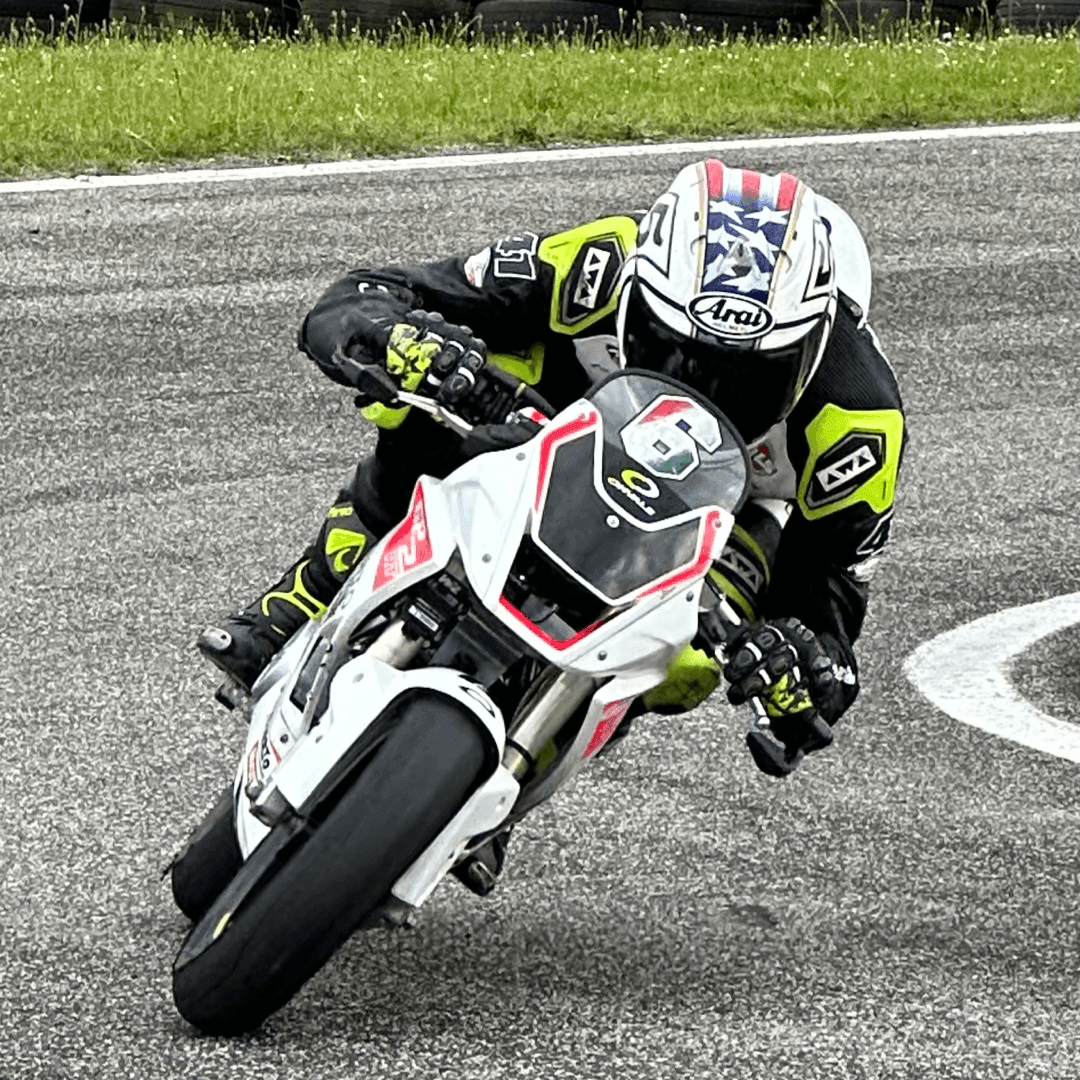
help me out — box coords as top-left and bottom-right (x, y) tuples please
(332, 351), (402, 406)
(394, 390), (474, 436)
(745, 701), (834, 778)
(480, 363), (556, 419)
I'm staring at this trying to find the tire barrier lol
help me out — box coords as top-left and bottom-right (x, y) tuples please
(302, 0), (466, 33)
(107, 0), (298, 29)
(3, 0), (1074, 36)
(471, 0), (628, 35)
(1, 0), (107, 32)
(821, 0), (997, 32)
(996, 0), (1079, 26)
(640, 0), (818, 35)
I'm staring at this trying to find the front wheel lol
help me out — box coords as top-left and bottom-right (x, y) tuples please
(170, 786), (243, 922)
(172, 692), (493, 1035)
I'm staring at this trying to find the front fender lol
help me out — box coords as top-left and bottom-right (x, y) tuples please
(235, 657), (508, 859)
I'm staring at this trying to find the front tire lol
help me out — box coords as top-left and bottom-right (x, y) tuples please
(170, 786), (243, 922)
(172, 692), (492, 1035)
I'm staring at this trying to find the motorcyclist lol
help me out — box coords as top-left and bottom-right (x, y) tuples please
(198, 158), (905, 849)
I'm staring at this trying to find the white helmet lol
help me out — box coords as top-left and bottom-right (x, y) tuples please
(617, 159), (838, 442)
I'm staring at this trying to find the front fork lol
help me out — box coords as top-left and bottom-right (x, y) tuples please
(501, 668), (596, 780)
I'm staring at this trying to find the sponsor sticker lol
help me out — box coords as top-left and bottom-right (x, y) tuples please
(559, 238), (623, 325)
(686, 292), (774, 339)
(719, 546), (764, 594)
(493, 232), (539, 280)
(606, 471), (658, 517)
(374, 485), (434, 588)
(571, 246), (611, 311)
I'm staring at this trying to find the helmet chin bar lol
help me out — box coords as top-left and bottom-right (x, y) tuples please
(617, 276), (813, 445)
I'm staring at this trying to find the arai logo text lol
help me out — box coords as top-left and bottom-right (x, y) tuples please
(686, 293), (774, 339)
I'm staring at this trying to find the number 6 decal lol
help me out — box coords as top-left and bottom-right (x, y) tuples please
(619, 396), (723, 480)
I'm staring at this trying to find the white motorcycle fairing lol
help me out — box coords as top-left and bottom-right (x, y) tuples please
(230, 373), (749, 913)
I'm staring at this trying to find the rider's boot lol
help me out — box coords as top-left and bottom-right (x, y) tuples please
(197, 500), (374, 702)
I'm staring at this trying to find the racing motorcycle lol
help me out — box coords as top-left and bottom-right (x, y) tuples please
(169, 355), (821, 1035)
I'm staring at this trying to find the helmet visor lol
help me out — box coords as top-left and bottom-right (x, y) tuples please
(620, 286), (824, 443)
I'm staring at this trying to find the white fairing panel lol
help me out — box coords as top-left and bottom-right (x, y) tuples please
(234, 658), (510, 858)
(229, 371), (750, 908)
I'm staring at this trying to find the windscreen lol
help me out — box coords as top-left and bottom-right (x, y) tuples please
(532, 371), (749, 603)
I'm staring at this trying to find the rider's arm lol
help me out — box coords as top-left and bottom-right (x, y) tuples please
(754, 305), (906, 723)
(297, 217), (641, 388)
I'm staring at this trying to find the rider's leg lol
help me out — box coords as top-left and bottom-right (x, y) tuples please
(196, 492), (376, 692)
(197, 419), (467, 694)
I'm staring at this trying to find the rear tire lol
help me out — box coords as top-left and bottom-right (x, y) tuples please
(172, 693), (492, 1035)
(170, 786), (243, 923)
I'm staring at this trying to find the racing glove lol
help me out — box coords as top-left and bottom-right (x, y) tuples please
(723, 617), (858, 775)
(336, 309), (487, 405)
(384, 310), (487, 400)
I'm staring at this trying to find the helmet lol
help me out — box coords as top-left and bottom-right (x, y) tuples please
(617, 159), (838, 443)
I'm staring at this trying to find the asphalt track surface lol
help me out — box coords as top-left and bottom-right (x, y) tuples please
(2, 126), (1078, 1079)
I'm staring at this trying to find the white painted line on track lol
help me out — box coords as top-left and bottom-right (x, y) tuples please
(904, 592), (1080, 764)
(3, 120), (1079, 195)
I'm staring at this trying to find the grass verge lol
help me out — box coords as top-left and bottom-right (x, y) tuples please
(0, 16), (1077, 179)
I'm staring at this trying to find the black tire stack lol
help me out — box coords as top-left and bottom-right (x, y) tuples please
(996, 0), (1079, 27)
(640, 0), (818, 36)
(0, 0), (107, 34)
(820, 0), (997, 34)
(4, 0), (1074, 42)
(107, 0), (299, 32)
(301, 0), (467, 33)
(470, 0), (628, 37)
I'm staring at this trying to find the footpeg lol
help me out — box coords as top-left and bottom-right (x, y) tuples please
(463, 859), (498, 896)
(214, 677), (247, 712)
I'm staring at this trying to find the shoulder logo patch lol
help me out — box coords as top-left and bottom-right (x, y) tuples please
(572, 246), (612, 311)
(493, 232), (539, 280)
(561, 239), (622, 325)
(806, 432), (884, 510)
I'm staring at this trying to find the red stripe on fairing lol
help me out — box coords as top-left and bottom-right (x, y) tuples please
(498, 596), (605, 652)
(534, 410), (599, 510)
(583, 698), (632, 758)
(776, 173), (799, 211)
(641, 397), (694, 423)
(704, 159), (725, 199)
(639, 509), (722, 597)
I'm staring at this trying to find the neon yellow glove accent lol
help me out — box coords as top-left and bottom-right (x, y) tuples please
(762, 671), (814, 719)
(360, 401), (411, 429)
(386, 323), (442, 391)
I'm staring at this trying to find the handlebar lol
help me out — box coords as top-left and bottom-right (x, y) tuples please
(331, 347), (556, 437)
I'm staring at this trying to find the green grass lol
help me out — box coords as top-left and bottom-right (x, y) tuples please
(0, 16), (1076, 179)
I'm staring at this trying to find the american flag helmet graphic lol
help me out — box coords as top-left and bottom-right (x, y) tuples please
(615, 158), (840, 441)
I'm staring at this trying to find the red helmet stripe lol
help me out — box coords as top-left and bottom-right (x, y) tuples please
(776, 172), (799, 211)
(704, 159), (725, 198)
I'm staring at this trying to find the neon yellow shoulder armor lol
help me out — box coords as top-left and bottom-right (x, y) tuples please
(796, 403), (904, 520)
(538, 216), (639, 335)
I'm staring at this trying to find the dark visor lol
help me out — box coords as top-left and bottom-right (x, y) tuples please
(622, 292), (819, 443)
